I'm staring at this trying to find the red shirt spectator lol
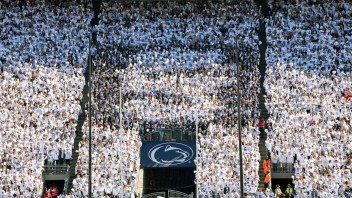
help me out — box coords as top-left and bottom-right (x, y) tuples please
(258, 119), (267, 128)
(51, 187), (58, 198)
(43, 192), (51, 198)
(344, 88), (352, 99)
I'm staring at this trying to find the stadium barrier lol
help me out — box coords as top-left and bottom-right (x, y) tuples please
(168, 190), (193, 198)
(64, 167), (70, 194)
(271, 163), (295, 174)
(142, 128), (195, 141)
(43, 165), (69, 175)
(142, 192), (166, 198)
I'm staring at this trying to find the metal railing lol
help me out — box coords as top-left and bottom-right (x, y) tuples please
(271, 163), (295, 173)
(142, 192), (166, 198)
(64, 167), (71, 194)
(43, 165), (69, 175)
(142, 128), (196, 141)
(168, 190), (193, 198)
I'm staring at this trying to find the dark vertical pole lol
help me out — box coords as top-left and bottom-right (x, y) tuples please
(88, 33), (92, 198)
(195, 111), (199, 198)
(235, 36), (244, 198)
(119, 86), (123, 197)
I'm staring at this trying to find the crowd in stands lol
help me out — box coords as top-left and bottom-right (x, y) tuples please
(0, 0), (91, 197)
(73, 0), (262, 197)
(265, 0), (351, 197)
(4, 0), (351, 197)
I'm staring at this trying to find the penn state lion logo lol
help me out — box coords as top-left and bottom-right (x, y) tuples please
(148, 142), (194, 166)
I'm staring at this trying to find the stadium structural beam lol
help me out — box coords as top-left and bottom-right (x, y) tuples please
(88, 33), (92, 198)
(235, 35), (244, 198)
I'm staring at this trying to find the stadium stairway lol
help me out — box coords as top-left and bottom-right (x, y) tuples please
(66, 0), (102, 192)
(67, 69), (90, 192)
(91, 0), (102, 26)
(255, 0), (270, 190)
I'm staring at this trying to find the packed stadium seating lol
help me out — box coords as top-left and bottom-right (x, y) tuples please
(0, 0), (91, 197)
(73, 0), (262, 197)
(265, 0), (351, 197)
(1, 0), (351, 197)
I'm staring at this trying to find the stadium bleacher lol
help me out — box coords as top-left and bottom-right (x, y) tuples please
(0, 0), (351, 197)
(0, 0), (91, 197)
(265, 0), (351, 197)
(72, 0), (262, 197)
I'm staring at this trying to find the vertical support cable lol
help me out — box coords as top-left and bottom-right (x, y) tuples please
(236, 36), (244, 198)
(88, 33), (92, 198)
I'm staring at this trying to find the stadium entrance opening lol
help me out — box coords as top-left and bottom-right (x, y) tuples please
(43, 180), (65, 195)
(144, 168), (195, 195)
(140, 128), (196, 196)
(271, 179), (295, 193)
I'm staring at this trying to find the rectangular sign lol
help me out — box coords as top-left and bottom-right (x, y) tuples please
(140, 141), (196, 168)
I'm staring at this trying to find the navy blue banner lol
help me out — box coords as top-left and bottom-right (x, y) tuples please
(140, 141), (196, 168)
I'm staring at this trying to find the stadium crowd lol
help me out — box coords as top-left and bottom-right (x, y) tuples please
(3, 0), (351, 197)
(73, 0), (263, 197)
(0, 0), (91, 197)
(265, 0), (352, 197)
